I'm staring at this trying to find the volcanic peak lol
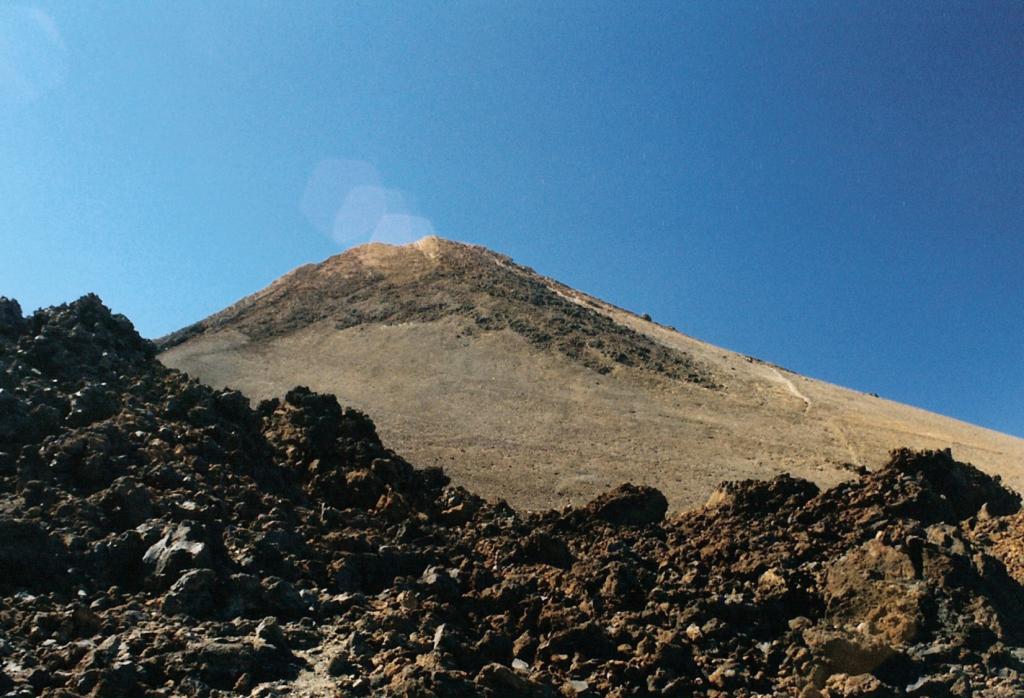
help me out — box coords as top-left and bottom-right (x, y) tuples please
(159, 237), (717, 385)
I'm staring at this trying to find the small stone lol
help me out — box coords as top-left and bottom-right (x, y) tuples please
(433, 624), (447, 651)
(789, 616), (812, 631)
(255, 617), (287, 649)
(327, 652), (354, 677)
(397, 590), (418, 610)
(476, 663), (536, 694)
(419, 566), (460, 599)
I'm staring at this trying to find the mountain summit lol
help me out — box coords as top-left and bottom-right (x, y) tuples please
(159, 237), (1024, 509)
(161, 236), (715, 385)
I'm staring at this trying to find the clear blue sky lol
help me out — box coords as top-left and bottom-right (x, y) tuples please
(2, 2), (1022, 437)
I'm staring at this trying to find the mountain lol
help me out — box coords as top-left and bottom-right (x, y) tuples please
(158, 236), (1024, 510)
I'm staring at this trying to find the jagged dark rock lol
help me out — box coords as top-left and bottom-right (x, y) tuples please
(584, 482), (669, 526)
(2, 294), (1024, 695)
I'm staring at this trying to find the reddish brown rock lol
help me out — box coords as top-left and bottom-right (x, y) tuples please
(2, 295), (1024, 696)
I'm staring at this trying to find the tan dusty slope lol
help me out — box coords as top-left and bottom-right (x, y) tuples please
(159, 236), (1024, 511)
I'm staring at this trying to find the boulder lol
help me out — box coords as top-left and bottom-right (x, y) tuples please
(182, 639), (298, 690)
(804, 628), (898, 677)
(0, 297), (24, 337)
(824, 673), (896, 697)
(537, 622), (615, 661)
(476, 663), (553, 697)
(824, 538), (925, 646)
(261, 576), (307, 617)
(420, 566), (462, 600)
(142, 522), (215, 582)
(585, 483), (668, 526)
(66, 383), (119, 427)
(518, 530), (573, 568)
(162, 568), (218, 617)
(0, 518), (68, 593)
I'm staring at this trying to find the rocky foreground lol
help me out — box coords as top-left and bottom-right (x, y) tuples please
(3, 296), (1024, 697)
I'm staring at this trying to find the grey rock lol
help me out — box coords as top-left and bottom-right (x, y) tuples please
(142, 523), (212, 581)
(162, 568), (217, 617)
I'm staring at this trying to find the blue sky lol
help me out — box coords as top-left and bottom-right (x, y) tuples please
(2, 2), (1022, 437)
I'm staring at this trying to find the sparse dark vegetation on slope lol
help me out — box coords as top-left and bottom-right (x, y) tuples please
(4, 295), (1024, 696)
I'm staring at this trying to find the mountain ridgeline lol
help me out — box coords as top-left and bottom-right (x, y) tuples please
(161, 237), (714, 385)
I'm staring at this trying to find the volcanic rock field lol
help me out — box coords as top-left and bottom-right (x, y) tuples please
(4, 294), (1024, 696)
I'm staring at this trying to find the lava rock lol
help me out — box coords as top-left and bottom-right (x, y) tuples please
(0, 518), (67, 592)
(3, 294), (1024, 697)
(585, 483), (668, 526)
(0, 297), (25, 337)
(142, 522), (216, 582)
(67, 383), (119, 427)
(162, 568), (218, 617)
(518, 530), (574, 568)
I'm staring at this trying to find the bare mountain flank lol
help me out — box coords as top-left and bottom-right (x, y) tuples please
(159, 237), (1024, 510)
(161, 237), (714, 385)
